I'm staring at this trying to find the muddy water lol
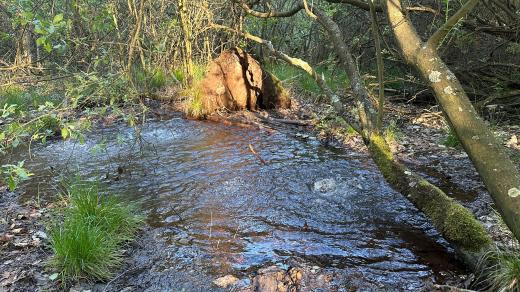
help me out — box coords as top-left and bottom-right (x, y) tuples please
(13, 116), (465, 290)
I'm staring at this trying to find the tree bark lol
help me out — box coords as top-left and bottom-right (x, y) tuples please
(178, 0), (194, 85)
(386, 0), (520, 241)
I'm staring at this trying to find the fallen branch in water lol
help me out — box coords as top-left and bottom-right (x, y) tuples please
(253, 113), (313, 126)
(248, 144), (266, 165)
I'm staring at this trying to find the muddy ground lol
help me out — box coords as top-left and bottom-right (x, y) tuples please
(1, 96), (519, 291)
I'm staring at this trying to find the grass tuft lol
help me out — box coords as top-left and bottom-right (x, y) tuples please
(384, 120), (402, 143)
(442, 129), (461, 148)
(477, 249), (520, 291)
(48, 181), (142, 283)
(181, 81), (207, 119)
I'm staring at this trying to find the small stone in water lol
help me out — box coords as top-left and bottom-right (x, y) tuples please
(213, 275), (239, 288)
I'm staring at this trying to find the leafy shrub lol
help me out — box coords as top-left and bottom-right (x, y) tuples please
(1, 161), (33, 191)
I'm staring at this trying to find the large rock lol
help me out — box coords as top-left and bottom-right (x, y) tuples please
(199, 48), (291, 114)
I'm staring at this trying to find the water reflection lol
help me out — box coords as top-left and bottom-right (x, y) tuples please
(11, 117), (465, 289)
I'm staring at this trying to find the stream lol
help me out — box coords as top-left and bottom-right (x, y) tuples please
(11, 116), (466, 290)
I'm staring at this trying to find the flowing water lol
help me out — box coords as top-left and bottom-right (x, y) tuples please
(12, 116), (465, 290)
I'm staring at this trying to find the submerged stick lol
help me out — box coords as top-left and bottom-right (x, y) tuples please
(248, 144), (266, 165)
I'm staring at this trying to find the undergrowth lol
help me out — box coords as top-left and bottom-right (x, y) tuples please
(181, 80), (207, 119)
(265, 62), (349, 94)
(384, 120), (403, 143)
(0, 85), (62, 112)
(48, 181), (142, 284)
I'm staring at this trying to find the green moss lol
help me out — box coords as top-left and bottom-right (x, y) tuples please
(444, 204), (492, 251)
(414, 179), (491, 252)
(369, 133), (400, 184)
(367, 136), (491, 253)
(268, 72), (291, 107)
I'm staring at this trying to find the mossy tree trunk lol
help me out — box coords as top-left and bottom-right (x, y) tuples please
(386, 0), (520, 242)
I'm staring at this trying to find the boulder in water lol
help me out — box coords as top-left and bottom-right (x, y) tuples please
(192, 48), (291, 116)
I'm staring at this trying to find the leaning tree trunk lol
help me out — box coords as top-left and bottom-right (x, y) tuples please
(386, 0), (520, 242)
(310, 5), (491, 267)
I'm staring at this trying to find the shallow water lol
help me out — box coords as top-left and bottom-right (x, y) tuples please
(11, 116), (465, 290)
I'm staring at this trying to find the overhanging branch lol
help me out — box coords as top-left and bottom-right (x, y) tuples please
(426, 0), (480, 48)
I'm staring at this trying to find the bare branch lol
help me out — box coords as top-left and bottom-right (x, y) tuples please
(426, 0), (480, 48)
(235, 0), (304, 18)
(324, 0), (438, 14)
(369, 0), (385, 132)
(303, 0), (318, 19)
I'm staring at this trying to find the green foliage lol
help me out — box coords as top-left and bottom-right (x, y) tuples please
(173, 69), (186, 83)
(0, 86), (24, 110)
(478, 249), (520, 291)
(0, 85), (62, 112)
(443, 129), (461, 148)
(48, 181), (142, 283)
(384, 120), (402, 143)
(1, 161), (33, 191)
(66, 73), (135, 108)
(173, 63), (207, 84)
(129, 65), (178, 94)
(33, 13), (68, 53)
(60, 119), (91, 144)
(265, 62), (348, 94)
(192, 63), (208, 82)
(0, 86), (66, 153)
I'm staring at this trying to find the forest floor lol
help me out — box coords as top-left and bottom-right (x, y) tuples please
(1, 93), (520, 291)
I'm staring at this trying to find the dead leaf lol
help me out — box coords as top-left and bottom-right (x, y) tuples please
(13, 239), (30, 248)
(11, 228), (26, 234)
(29, 210), (42, 219)
(506, 135), (520, 149)
(0, 234), (14, 243)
